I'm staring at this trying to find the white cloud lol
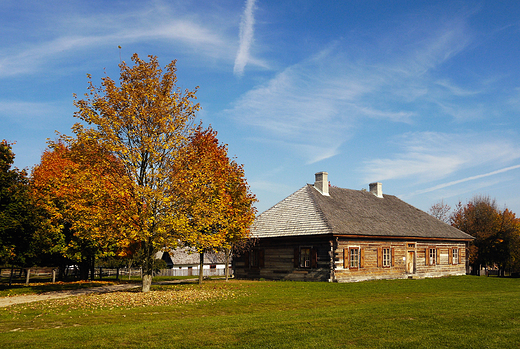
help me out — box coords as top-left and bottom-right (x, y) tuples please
(363, 132), (520, 183)
(434, 79), (481, 97)
(0, 2), (238, 77)
(434, 101), (486, 122)
(234, 0), (257, 77)
(226, 16), (475, 164)
(406, 23), (470, 76)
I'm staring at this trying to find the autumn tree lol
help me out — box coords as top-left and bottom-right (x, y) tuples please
(31, 141), (136, 279)
(429, 199), (451, 224)
(450, 196), (520, 275)
(0, 140), (37, 269)
(498, 208), (520, 273)
(72, 54), (199, 292)
(172, 126), (256, 283)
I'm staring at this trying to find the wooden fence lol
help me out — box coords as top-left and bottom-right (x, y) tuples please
(155, 267), (233, 277)
(0, 266), (233, 284)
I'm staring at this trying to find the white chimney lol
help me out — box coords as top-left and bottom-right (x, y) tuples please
(314, 171), (329, 196)
(369, 182), (383, 198)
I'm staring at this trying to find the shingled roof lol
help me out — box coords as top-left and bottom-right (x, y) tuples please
(251, 182), (473, 241)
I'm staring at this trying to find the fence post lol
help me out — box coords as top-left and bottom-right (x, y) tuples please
(25, 268), (30, 286)
(52, 269), (56, 283)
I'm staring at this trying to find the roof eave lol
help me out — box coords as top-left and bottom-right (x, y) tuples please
(333, 234), (474, 242)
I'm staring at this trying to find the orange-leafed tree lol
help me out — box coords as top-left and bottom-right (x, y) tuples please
(72, 54), (199, 291)
(31, 140), (137, 279)
(450, 196), (520, 275)
(172, 126), (256, 283)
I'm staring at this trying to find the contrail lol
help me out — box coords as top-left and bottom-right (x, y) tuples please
(234, 0), (256, 77)
(413, 164), (520, 195)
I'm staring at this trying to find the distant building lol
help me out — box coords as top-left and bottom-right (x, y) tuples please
(234, 172), (473, 282)
(157, 248), (229, 277)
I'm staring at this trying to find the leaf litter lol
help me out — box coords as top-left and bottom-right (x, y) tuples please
(4, 286), (241, 313)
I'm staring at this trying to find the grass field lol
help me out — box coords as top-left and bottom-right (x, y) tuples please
(0, 276), (519, 348)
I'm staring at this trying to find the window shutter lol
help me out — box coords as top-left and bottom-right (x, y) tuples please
(458, 248), (461, 264)
(425, 248), (429, 266)
(343, 249), (348, 269)
(436, 248), (440, 265)
(294, 248), (299, 268)
(360, 248), (365, 268)
(311, 248), (318, 268)
(259, 249), (265, 268)
(448, 248), (453, 265)
(377, 247), (382, 267)
(391, 248), (395, 267)
(244, 251), (250, 269)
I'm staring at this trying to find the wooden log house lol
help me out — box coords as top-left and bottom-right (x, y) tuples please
(234, 172), (474, 282)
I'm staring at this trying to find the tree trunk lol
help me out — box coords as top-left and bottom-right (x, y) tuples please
(80, 258), (89, 280)
(199, 252), (204, 284)
(225, 249), (230, 281)
(90, 257), (95, 280)
(141, 240), (155, 292)
(128, 260), (133, 280)
(142, 274), (152, 292)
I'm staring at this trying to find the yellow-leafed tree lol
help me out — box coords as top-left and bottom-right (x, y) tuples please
(172, 126), (257, 283)
(72, 54), (199, 291)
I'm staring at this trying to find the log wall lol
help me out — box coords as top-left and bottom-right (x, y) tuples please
(234, 236), (468, 282)
(234, 237), (332, 282)
(334, 238), (467, 282)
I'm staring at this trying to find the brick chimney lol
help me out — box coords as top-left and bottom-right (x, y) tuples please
(369, 182), (383, 198)
(314, 171), (329, 196)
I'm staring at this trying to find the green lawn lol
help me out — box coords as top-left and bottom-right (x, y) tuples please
(1, 276), (519, 348)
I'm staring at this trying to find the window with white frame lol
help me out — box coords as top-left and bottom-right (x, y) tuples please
(383, 248), (391, 267)
(350, 248), (359, 269)
(452, 248), (459, 265)
(429, 248), (436, 265)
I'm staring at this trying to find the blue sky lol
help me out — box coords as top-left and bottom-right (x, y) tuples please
(2, 0), (520, 216)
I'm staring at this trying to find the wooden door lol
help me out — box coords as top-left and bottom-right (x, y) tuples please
(406, 251), (415, 274)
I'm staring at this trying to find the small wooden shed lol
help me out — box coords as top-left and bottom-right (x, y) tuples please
(234, 172), (473, 282)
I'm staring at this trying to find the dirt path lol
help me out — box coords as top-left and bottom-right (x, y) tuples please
(0, 283), (140, 308)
